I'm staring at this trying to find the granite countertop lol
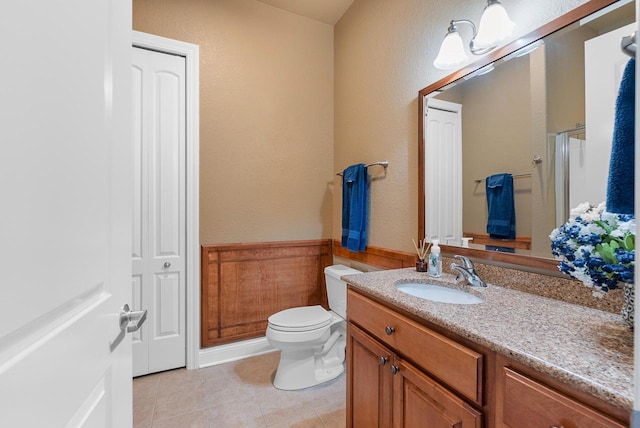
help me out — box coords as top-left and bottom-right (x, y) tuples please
(342, 268), (634, 411)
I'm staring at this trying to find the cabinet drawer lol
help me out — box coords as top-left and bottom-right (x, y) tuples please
(501, 368), (626, 428)
(347, 289), (483, 404)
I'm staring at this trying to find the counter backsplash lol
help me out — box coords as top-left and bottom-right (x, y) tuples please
(441, 256), (624, 314)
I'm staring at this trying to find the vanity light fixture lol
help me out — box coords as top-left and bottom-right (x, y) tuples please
(474, 0), (515, 50)
(462, 63), (495, 80)
(502, 39), (545, 62)
(433, 0), (515, 70)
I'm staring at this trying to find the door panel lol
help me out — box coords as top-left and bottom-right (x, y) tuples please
(132, 46), (186, 376)
(425, 99), (463, 245)
(0, 0), (132, 426)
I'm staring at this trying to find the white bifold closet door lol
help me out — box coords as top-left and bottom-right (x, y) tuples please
(132, 46), (186, 377)
(424, 98), (463, 246)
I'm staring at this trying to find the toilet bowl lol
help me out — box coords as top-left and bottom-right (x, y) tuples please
(266, 264), (362, 390)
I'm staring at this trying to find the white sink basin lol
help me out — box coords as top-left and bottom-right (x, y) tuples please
(395, 282), (483, 305)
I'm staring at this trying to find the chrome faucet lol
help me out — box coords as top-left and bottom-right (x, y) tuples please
(450, 255), (486, 287)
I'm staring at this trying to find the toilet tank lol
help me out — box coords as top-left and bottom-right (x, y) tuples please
(324, 264), (362, 319)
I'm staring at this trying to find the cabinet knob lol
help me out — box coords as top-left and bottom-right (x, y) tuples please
(550, 426), (565, 428)
(378, 356), (388, 366)
(385, 326), (395, 335)
(390, 365), (399, 375)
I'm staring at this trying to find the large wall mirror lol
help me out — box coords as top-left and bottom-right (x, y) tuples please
(418, 0), (635, 273)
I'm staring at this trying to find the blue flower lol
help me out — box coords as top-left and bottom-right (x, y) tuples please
(549, 205), (635, 294)
(577, 234), (601, 246)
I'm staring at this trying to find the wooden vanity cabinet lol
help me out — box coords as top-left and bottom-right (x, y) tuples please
(346, 287), (630, 428)
(347, 289), (483, 427)
(347, 323), (482, 428)
(495, 356), (628, 428)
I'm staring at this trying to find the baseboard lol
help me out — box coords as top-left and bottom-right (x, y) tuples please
(198, 336), (277, 368)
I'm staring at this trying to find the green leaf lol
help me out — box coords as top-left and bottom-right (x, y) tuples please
(623, 234), (635, 251)
(594, 220), (613, 234)
(596, 243), (618, 264)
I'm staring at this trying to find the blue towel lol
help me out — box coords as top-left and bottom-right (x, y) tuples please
(485, 245), (516, 254)
(606, 58), (635, 215)
(486, 173), (515, 240)
(341, 164), (369, 252)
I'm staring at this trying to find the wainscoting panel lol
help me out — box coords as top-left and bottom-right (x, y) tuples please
(333, 240), (417, 269)
(201, 240), (332, 348)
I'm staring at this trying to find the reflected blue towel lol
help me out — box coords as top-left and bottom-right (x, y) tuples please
(485, 245), (516, 254)
(606, 58), (635, 215)
(486, 173), (515, 240)
(341, 164), (369, 252)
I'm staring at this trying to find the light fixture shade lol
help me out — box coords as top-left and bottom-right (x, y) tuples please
(473, 0), (515, 50)
(433, 30), (468, 70)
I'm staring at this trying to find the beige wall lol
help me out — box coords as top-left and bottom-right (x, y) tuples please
(133, 0), (334, 245)
(334, 0), (589, 253)
(133, 0), (591, 252)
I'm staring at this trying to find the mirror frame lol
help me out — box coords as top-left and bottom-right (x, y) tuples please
(418, 0), (620, 274)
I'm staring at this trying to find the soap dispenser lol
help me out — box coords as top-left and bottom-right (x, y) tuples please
(428, 239), (442, 277)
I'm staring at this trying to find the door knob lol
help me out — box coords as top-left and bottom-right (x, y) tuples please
(163, 261), (171, 268)
(119, 304), (148, 333)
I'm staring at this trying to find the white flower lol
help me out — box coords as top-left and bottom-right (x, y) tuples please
(570, 202), (592, 218)
(582, 210), (602, 222)
(573, 267), (593, 286)
(576, 244), (594, 254)
(617, 218), (636, 235)
(582, 222), (605, 236)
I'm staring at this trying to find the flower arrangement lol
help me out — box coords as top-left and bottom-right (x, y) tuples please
(550, 202), (635, 297)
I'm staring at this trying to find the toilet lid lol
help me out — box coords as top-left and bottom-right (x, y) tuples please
(268, 305), (332, 332)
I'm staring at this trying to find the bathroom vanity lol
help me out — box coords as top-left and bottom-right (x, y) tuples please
(344, 269), (632, 427)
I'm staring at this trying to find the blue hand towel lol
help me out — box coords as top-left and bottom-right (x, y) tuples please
(341, 164), (369, 252)
(486, 173), (516, 240)
(606, 58), (635, 215)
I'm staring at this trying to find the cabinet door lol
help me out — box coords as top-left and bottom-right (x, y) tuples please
(499, 368), (626, 428)
(393, 360), (482, 428)
(347, 323), (394, 427)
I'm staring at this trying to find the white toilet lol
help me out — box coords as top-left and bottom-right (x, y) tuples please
(266, 264), (362, 390)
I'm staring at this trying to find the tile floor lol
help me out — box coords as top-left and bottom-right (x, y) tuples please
(133, 351), (346, 428)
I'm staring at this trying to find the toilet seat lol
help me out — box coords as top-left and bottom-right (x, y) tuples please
(267, 305), (332, 332)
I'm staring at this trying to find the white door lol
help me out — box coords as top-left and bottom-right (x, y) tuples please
(132, 47), (187, 377)
(583, 22), (636, 206)
(424, 98), (463, 245)
(0, 0), (133, 427)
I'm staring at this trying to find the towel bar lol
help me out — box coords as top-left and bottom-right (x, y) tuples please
(336, 161), (388, 176)
(474, 173), (531, 183)
(621, 32), (636, 58)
